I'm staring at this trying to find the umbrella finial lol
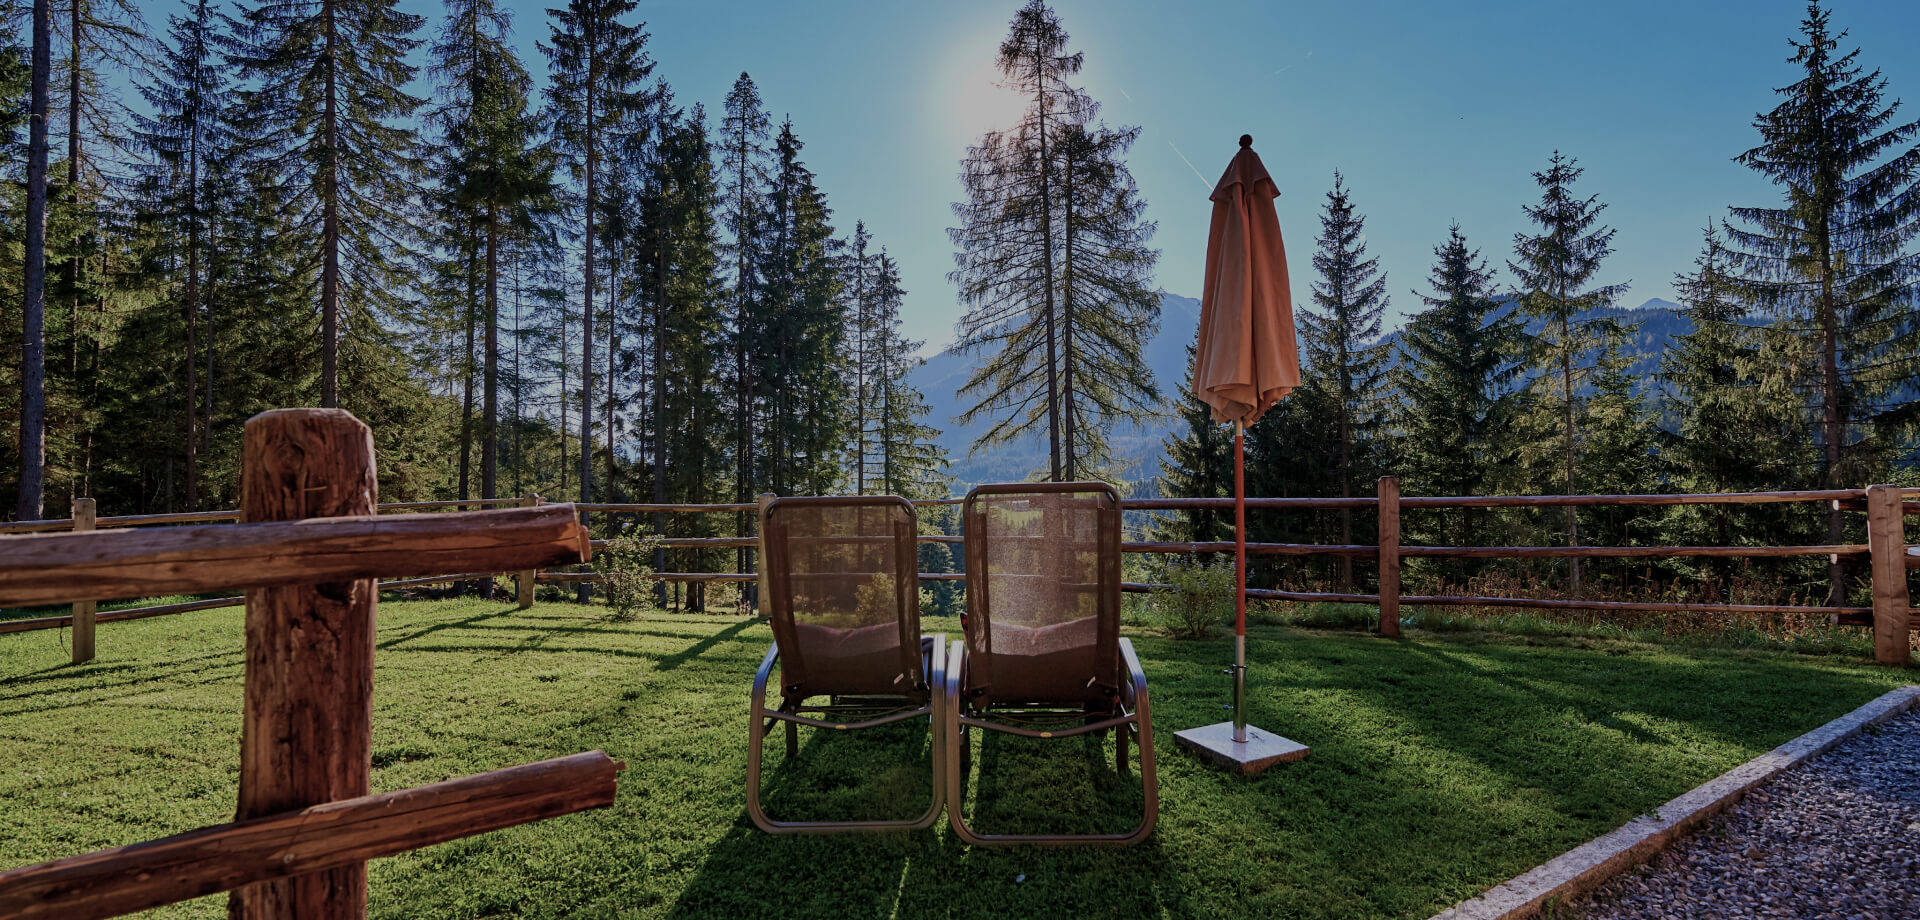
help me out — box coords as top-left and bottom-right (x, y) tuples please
(1239, 134), (1252, 149)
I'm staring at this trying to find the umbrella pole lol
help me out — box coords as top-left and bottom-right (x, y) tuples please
(1233, 421), (1248, 743)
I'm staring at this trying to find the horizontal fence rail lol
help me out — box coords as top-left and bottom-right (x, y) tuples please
(7, 482), (1915, 663)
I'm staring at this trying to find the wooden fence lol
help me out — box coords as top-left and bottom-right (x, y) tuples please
(6, 479), (1917, 664)
(0, 408), (617, 920)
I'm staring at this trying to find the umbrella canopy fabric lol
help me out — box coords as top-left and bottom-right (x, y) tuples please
(1192, 136), (1300, 428)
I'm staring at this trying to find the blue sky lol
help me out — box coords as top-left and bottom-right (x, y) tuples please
(160, 0), (1920, 354)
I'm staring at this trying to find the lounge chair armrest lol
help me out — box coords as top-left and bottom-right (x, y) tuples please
(751, 642), (780, 700)
(1118, 637), (1148, 708)
(943, 639), (965, 705)
(923, 633), (946, 692)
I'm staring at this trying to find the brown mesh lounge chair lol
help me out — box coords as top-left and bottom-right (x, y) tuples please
(944, 481), (1157, 845)
(748, 495), (945, 833)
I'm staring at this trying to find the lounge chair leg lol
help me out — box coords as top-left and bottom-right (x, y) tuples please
(785, 719), (798, 759)
(1117, 719), (1130, 773)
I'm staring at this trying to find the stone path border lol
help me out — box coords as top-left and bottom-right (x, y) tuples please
(1428, 684), (1920, 920)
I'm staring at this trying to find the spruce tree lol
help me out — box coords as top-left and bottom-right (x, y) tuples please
(1508, 152), (1628, 595)
(867, 251), (950, 499)
(1396, 225), (1523, 556)
(1302, 171), (1390, 589)
(225, 0), (426, 409)
(1724, 1), (1920, 604)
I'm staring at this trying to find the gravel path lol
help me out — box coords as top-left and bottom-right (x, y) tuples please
(1565, 705), (1920, 920)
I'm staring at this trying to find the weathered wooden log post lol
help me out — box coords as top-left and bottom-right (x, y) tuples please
(71, 497), (96, 663)
(233, 408), (378, 919)
(1865, 484), (1911, 666)
(1377, 477), (1401, 637)
(517, 494), (540, 609)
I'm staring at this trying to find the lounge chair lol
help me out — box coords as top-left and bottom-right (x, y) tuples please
(944, 481), (1157, 845)
(747, 495), (945, 833)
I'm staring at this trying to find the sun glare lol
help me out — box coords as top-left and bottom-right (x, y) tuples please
(939, 42), (1029, 145)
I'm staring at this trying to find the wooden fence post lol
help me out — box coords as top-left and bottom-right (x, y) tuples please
(755, 493), (774, 617)
(1377, 477), (1401, 637)
(233, 408), (378, 919)
(1866, 484), (1911, 666)
(517, 494), (540, 609)
(70, 498), (96, 663)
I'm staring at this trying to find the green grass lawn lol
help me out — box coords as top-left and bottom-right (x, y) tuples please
(1, 598), (1910, 919)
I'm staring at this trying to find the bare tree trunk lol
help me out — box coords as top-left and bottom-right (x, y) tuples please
(1033, 50), (1060, 482)
(1563, 313), (1580, 598)
(1818, 229), (1844, 606)
(577, 57), (597, 604)
(482, 207), (499, 502)
(17, 0), (52, 521)
(184, 134), (200, 511)
(1061, 152), (1075, 481)
(318, 0), (341, 408)
(458, 231), (476, 503)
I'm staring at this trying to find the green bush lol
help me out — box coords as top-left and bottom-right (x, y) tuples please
(595, 532), (664, 618)
(1153, 562), (1236, 639)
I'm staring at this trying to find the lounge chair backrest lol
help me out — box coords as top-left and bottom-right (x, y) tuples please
(962, 482), (1122, 706)
(762, 496), (924, 702)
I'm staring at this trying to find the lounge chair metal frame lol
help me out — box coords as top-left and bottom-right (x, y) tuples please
(944, 481), (1157, 846)
(746, 495), (945, 834)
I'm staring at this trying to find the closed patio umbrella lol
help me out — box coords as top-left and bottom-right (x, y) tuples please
(1173, 135), (1309, 775)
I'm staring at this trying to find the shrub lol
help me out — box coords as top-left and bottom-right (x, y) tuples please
(595, 532), (664, 619)
(1154, 562), (1236, 639)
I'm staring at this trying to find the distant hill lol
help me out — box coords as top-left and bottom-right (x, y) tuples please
(910, 293), (1692, 489)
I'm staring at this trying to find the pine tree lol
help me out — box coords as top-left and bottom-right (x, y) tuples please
(1577, 339), (1662, 583)
(132, 0), (231, 511)
(1508, 152), (1628, 595)
(1724, 1), (1920, 604)
(1302, 171), (1390, 589)
(1396, 225), (1523, 556)
(225, 0), (427, 409)
(542, 0), (654, 555)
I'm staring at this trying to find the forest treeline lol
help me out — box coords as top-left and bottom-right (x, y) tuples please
(0, 0), (953, 558)
(2, 0), (1918, 612)
(1158, 4), (1920, 608)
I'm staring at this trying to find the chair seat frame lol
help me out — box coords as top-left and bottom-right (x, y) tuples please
(943, 636), (1157, 846)
(748, 634), (946, 833)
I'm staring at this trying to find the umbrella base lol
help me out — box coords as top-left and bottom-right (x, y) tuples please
(1173, 721), (1308, 776)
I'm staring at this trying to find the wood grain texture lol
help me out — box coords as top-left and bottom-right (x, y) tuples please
(1866, 484), (1912, 666)
(0, 752), (622, 920)
(233, 408), (378, 920)
(0, 505), (591, 607)
(1378, 477), (1401, 637)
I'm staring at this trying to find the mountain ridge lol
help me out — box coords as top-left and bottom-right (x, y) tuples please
(910, 292), (1691, 487)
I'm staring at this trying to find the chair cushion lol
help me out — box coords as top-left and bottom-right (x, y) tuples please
(782, 621), (909, 697)
(978, 617), (1111, 704)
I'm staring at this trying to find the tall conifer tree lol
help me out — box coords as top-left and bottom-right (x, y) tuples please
(1303, 172), (1390, 588)
(1508, 152), (1627, 596)
(1397, 225), (1523, 555)
(1724, 1), (1920, 604)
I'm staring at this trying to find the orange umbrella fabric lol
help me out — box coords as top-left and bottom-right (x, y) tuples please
(1193, 136), (1300, 428)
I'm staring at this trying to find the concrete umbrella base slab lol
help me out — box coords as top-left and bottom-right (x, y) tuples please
(1173, 721), (1309, 775)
